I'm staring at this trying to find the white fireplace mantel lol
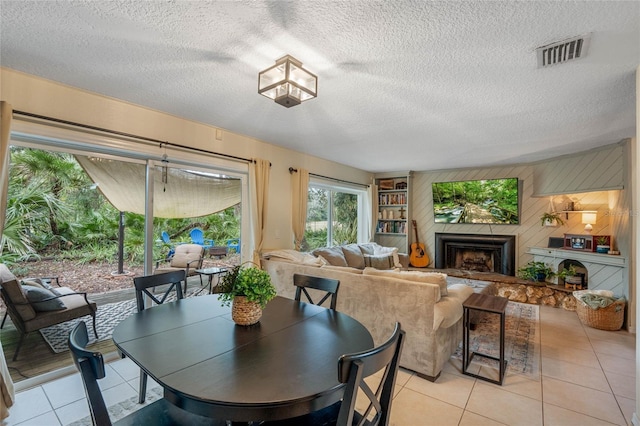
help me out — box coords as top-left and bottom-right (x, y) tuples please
(527, 247), (628, 299)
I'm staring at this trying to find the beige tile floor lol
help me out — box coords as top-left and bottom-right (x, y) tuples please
(6, 305), (636, 425)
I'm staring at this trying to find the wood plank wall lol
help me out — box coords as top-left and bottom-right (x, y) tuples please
(409, 142), (630, 275)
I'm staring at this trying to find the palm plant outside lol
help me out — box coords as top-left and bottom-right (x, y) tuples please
(0, 147), (241, 266)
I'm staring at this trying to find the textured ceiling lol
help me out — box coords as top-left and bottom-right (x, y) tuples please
(1, 1), (638, 172)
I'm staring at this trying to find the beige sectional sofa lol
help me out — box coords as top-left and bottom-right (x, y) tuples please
(261, 244), (473, 381)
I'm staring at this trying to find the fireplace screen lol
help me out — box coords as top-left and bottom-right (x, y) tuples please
(435, 233), (516, 276)
(455, 248), (495, 272)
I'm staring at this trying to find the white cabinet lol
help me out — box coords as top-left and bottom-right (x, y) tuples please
(527, 247), (628, 298)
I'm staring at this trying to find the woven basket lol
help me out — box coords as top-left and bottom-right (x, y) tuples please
(575, 295), (625, 331)
(232, 296), (262, 326)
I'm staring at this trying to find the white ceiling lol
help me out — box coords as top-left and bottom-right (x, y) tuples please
(1, 1), (638, 173)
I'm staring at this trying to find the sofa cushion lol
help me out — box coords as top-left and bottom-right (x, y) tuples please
(341, 244), (366, 269)
(22, 286), (66, 312)
(363, 267), (448, 296)
(170, 244), (203, 268)
(312, 246), (348, 267)
(363, 254), (395, 270)
(321, 265), (364, 274)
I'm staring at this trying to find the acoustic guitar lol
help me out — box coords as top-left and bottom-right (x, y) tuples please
(410, 220), (429, 268)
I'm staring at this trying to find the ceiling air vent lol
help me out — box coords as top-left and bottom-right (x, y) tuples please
(536, 34), (591, 68)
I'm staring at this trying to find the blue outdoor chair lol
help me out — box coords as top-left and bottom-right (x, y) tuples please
(227, 238), (240, 254)
(190, 228), (214, 249)
(161, 231), (175, 258)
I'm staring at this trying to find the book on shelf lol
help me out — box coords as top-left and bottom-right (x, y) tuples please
(376, 221), (407, 234)
(378, 193), (407, 205)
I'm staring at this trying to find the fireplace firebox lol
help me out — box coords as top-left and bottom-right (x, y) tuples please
(435, 233), (516, 276)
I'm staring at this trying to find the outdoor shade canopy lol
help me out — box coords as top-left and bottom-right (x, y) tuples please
(75, 155), (241, 218)
(258, 55), (317, 108)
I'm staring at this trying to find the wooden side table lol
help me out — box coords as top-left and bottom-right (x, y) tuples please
(462, 292), (509, 385)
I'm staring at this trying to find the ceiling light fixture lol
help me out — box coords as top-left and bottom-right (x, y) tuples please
(258, 55), (317, 108)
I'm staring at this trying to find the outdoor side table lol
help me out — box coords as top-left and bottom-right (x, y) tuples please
(195, 267), (228, 294)
(462, 292), (509, 385)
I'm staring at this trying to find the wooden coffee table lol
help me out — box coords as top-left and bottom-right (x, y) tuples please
(462, 292), (509, 385)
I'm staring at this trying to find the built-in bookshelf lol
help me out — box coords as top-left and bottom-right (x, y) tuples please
(374, 173), (411, 254)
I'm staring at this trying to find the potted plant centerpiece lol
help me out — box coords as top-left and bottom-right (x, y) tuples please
(219, 262), (277, 326)
(517, 261), (554, 282)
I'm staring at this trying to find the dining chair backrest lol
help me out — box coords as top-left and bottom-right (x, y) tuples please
(293, 274), (340, 310)
(68, 321), (112, 426)
(133, 270), (185, 312)
(337, 322), (405, 426)
(69, 321), (220, 426)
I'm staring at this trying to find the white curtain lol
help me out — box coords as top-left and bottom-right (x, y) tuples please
(291, 168), (309, 250)
(0, 102), (12, 240)
(0, 102), (15, 420)
(369, 183), (378, 241)
(250, 159), (270, 265)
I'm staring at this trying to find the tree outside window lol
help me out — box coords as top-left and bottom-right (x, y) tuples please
(303, 184), (363, 251)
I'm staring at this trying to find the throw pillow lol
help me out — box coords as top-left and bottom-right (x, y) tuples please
(22, 279), (62, 296)
(312, 247), (348, 267)
(372, 246), (402, 269)
(363, 254), (395, 270)
(358, 243), (379, 256)
(341, 244), (366, 269)
(21, 279), (45, 289)
(22, 286), (66, 311)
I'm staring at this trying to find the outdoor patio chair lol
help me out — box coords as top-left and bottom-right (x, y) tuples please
(154, 243), (204, 293)
(293, 274), (340, 310)
(160, 231), (175, 258)
(263, 322), (405, 426)
(189, 228), (214, 249)
(226, 238), (240, 254)
(0, 263), (98, 361)
(68, 321), (221, 426)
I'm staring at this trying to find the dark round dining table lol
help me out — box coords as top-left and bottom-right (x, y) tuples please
(112, 295), (374, 423)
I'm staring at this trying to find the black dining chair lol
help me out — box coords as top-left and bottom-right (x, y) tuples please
(264, 322), (405, 426)
(293, 273), (340, 310)
(133, 270), (186, 403)
(68, 321), (223, 426)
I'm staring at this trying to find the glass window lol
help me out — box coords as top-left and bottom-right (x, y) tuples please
(303, 182), (366, 251)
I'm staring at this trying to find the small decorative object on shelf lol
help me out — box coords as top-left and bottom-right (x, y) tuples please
(219, 262), (276, 326)
(563, 234), (610, 252)
(379, 179), (395, 190)
(395, 181), (407, 189)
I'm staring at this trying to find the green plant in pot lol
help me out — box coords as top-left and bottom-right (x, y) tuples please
(595, 236), (611, 253)
(219, 262), (277, 326)
(517, 261), (554, 282)
(557, 264), (584, 288)
(540, 212), (565, 227)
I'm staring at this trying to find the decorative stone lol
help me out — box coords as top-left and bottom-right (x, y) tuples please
(484, 281), (576, 311)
